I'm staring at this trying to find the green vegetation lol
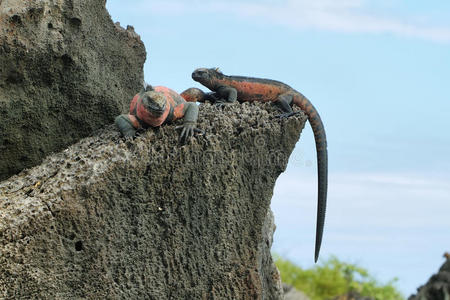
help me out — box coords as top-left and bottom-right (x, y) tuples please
(275, 255), (404, 300)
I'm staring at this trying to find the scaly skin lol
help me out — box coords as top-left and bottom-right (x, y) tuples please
(181, 87), (218, 103)
(115, 85), (200, 141)
(191, 68), (328, 262)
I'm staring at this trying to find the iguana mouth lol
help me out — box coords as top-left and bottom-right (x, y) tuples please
(192, 68), (209, 82)
(191, 71), (203, 81)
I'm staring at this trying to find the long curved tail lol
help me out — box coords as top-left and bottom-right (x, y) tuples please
(293, 92), (328, 263)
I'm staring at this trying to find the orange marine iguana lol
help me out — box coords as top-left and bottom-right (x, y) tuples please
(115, 84), (202, 141)
(188, 67), (328, 262)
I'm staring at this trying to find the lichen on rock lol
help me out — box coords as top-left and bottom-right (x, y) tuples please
(0, 102), (306, 299)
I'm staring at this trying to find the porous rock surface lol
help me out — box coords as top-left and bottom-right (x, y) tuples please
(0, 102), (307, 299)
(409, 255), (450, 300)
(0, 0), (146, 180)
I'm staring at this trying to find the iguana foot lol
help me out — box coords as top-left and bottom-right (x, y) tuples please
(213, 100), (231, 109)
(122, 129), (144, 141)
(115, 114), (137, 137)
(175, 124), (205, 143)
(193, 128), (206, 135)
(215, 102), (226, 109)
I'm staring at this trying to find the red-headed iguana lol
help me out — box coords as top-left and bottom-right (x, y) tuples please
(115, 85), (201, 141)
(189, 67), (328, 262)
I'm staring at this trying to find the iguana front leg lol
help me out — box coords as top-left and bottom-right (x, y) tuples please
(177, 102), (202, 142)
(274, 93), (301, 118)
(115, 114), (137, 138)
(215, 86), (237, 104)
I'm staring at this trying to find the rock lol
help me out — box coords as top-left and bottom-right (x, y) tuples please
(0, 0), (146, 181)
(409, 253), (450, 300)
(283, 283), (311, 300)
(0, 102), (307, 299)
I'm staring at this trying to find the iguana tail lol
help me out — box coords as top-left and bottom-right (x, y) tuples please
(180, 87), (206, 103)
(293, 92), (328, 263)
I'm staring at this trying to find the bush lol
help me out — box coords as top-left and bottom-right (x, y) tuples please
(274, 255), (404, 300)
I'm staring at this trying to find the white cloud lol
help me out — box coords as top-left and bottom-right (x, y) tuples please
(132, 0), (450, 42)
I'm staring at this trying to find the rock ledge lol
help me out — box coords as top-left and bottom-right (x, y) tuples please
(0, 102), (306, 299)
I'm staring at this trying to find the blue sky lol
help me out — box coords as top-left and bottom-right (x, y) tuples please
(107, 0), (450, 296)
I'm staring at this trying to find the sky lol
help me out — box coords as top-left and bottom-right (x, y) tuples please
(106, 0), (450, 296)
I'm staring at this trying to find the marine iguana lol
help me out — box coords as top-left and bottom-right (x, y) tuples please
(190, 67), (328, 262)
(115, 84), (201, 142)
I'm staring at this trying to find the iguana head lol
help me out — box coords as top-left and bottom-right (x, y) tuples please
(192, 67), (224, 89)
(141, 90), (167, 116)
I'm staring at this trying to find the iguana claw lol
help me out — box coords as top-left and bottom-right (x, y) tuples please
(213, 100), (229, 109)
(193, 128), (205, 135)
(175, 124), (204, 143)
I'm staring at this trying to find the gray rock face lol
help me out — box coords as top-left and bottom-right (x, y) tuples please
(409, 255), (450, 300)
(0, 0), (146, 180)
(0, 102), (306, 299)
